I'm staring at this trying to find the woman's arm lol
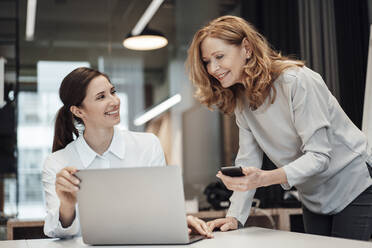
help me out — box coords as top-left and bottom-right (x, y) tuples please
(42, 156), (80, 238)
(55, 166), (80, 227)
(210, 112), (264, 232)
(217, 167), (287, 192)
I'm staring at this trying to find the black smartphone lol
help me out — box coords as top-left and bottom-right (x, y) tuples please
(220, 166), (244, 177)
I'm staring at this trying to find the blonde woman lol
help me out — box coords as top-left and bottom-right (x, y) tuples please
(187, 15), (372, 240)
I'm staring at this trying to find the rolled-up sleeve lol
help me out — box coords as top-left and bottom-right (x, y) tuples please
(42, 156), (80, 238)
(226, 112), (263, 225)
(282, 69), (332, 188)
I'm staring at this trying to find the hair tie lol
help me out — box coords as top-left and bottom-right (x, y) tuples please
(62, 105), (70, 113)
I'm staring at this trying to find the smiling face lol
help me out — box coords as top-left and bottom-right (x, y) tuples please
(201, 37), (249, 88)
(72, 75), (120, 130)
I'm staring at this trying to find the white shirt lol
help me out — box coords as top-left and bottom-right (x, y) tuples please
(226, 66), (372, 225)
(42, 126), (166, 238)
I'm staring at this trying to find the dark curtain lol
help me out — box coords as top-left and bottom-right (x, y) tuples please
(298, 0), (340, 100)
(0, 101), (17, 174)
(240, 0), (371, 210)
(241, 0), (302, 210)
(242, 0), (370, 128)
(334, 0), (370, 128)
(241, 0), (301, 58)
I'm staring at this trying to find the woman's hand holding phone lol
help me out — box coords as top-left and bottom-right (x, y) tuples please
(217, 166), (265, 192)
(220, 166), (245, 177)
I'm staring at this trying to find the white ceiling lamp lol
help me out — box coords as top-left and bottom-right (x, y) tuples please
(26, 0), (37, 41)
(123, 0), (167, 51)
(134, 94), (181, 126)
(123, 27), (168, 51)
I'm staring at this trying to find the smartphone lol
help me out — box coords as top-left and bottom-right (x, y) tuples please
(220, 166), (244, 177)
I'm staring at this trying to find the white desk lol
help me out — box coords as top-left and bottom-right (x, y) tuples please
(1, 227), (371, 248)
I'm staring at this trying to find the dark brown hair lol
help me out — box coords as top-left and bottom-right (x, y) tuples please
(52, 67), (110, 152)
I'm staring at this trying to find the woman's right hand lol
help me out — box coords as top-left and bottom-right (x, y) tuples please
(207, 217), (238, 232)
(56, 166), (80, 206)
(56, 166), (80, 227)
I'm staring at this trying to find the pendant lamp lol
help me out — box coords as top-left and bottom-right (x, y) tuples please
(123, 27), (168, 51)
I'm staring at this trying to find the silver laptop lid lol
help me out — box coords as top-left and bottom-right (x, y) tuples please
(75, 166), (190, 245)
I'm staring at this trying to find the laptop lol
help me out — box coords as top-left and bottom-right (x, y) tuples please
(75, 166), (204, 245)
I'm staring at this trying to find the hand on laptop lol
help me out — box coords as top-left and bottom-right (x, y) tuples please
(55, 166), (80, 227)
(186, 215), (213, 238)
(207, 216), (238, 232)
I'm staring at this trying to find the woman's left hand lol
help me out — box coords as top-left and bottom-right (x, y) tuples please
(216, 167), (265, 191)
(187, 215), (213, 238)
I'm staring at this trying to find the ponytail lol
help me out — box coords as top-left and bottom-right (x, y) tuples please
(52, 106), (79, 152)
(52, 67), (108, 152)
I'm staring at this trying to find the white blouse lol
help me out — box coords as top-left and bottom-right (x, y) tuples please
(42, 126), (166, 238)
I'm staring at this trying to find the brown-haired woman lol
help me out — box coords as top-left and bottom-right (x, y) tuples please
(42, 67), (212, 238)
(187, 15), (372, 240)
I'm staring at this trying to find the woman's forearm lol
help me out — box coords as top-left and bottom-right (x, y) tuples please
(59, 202), (76, 228)
(261, 167), (288, 187)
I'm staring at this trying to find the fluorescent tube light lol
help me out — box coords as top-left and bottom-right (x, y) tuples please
(131, 0), (164, 36)
(26, 0), (37, 41)
(134, 94), (181, 126)
(0, 57), (6, 108)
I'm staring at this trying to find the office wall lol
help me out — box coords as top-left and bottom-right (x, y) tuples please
(182, 106), (221, 201)
(168, 0), (221, 205)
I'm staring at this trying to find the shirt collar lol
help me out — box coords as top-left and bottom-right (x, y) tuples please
(75, 134), (97, 169)
(105, 126), (125, 160)
(75, 127), (125, 168)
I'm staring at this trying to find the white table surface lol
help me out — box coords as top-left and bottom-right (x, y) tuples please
(1, 227), (371, 248)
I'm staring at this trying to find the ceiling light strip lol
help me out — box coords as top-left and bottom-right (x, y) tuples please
(134, 94), (181, 126)
(26, 0), (37, 41)
(131, 0), (164, 36)
(0, 57), (6, 108)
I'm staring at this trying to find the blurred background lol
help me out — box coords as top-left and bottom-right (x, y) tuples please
(0, 0), (372, 240)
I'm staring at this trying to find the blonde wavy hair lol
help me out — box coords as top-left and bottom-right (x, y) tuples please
(186, 15), (304, 114)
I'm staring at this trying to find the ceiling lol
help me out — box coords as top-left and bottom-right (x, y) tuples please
(2, 0), (240, 86)
(18, 0), (175, 76)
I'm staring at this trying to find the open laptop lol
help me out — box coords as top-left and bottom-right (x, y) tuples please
(75, 166), (204, 245)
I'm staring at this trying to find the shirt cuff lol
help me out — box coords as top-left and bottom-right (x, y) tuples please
(45, 207), (79, 238)
(282, 152), (329, 188)
(56, 211), (79, 236)
(280, 182), (292, 190)
(226, 191), (254, 226)
(226, 208), (250, 228)
(282, 166), (294, 189)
